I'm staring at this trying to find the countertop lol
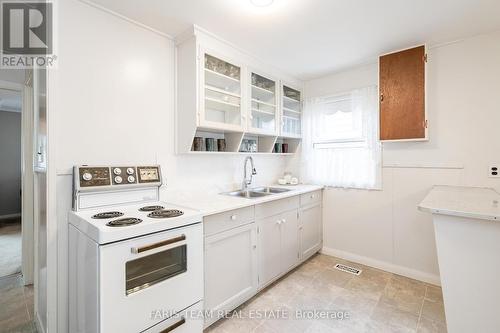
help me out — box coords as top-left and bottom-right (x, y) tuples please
(418, 185), (500, 221)
(163, 184), (323, 216)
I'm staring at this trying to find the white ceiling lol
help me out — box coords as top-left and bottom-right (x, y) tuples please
(88, 0), (500, 80)
(0, 89), (22, 113)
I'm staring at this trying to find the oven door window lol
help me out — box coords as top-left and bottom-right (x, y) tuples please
(125, 245), (187, 295)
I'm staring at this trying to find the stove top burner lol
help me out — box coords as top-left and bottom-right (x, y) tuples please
(92, 211), (124, 219)
(106, 218), (142, 227)
(139, 205), (165, 212)
(147, 209), (184, 219)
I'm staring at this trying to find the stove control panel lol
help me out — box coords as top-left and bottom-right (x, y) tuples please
(75, 165), (161, 189)
(137, 166), (161, 183)
(111, 167), (137, 185)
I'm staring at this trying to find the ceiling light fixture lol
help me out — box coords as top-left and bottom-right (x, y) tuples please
(250, 0), (274, 7)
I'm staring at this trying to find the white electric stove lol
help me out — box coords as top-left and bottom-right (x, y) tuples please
(68, 165), (204, 333)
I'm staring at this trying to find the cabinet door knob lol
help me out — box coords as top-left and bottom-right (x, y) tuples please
(230, 215), (237, 221)
(282, 219), (286, 224)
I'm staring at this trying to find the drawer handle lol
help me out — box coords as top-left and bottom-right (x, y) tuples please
(160, 317), (186, 333)
(230, 215), (237, 221)
(131, 235), (186, 254)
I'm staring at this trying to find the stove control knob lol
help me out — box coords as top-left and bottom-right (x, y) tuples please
(113, 168), (122, 175)
(126, 167), (135, 175)
(114, 176), (123, 184)
(82, 172), (92, 181)
(127, 176), (135, 183)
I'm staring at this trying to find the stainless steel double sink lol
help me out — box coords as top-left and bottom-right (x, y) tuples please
(222, 187), (292, 199)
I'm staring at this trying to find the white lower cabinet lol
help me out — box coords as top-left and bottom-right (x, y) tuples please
(299, 203), (322, 260)
(258, 214), (283, 286)
(204, 190), (322, 329)
(258, 209), (299, 288)
(204, 222), (258, 327)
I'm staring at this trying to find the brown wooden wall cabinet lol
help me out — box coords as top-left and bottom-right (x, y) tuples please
(379, 45), (427, 141)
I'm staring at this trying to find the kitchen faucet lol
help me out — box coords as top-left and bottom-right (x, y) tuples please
(242, 156), (257, 191)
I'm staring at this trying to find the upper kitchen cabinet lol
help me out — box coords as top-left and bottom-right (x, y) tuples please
(281, 84), (302, 138)
(175, 26), (303, 154)
(248, 71), (279, 135)
(379, 45), (427, 141)
(202, 52), (244, 131)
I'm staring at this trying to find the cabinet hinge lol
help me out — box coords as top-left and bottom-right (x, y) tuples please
(257, 275), (260, 284)
(257, 226), (260, 234)
(423, 54), (428, 63)
(297, 252), (300, 259)
(423, 119), (428, 128)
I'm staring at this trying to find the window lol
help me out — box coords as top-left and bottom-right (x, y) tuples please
(313, 93), (365, 148)
(301, 86), (381, 189)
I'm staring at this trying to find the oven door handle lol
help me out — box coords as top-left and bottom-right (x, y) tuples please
(160, 317), (186, 333)
(131, 234), (186, 254)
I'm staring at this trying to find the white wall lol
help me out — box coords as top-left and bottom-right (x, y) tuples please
(0, 111), (22, 217)
(306, 31), (500, 284)
(51, 1), (294, 332)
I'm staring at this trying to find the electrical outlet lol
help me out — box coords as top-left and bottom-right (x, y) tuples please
(489, 165), (499, 178)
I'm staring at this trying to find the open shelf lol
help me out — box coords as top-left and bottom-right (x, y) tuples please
(239, 134), (274, 153)
(274, 137), (301, 154)
(191, 129), (244, 153)
(185, 151), (294, 156)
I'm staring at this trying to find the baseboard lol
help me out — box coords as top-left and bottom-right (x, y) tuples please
(0, 213), (21, 220)
(321, 246), (441, 286)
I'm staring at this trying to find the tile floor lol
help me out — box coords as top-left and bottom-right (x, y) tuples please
(0, 274), (36, 333)
(205, 254), (447, 333)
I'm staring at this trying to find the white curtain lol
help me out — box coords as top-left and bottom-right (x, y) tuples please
(301, 86), (382, 189)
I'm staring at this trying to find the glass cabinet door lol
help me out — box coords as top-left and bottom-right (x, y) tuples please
(202, 53), (243, 129)
(282, 85), (302, 137)
(249, 72), (277, 134)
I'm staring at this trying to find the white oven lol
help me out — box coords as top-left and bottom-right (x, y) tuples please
(98, 223), (203, 332)
(69, 165), (204, 333)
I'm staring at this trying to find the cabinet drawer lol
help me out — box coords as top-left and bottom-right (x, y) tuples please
(143, 301), (203, 333)
(204, 206), (255, 236)
(300, 190), (322, 207)
(255, 196), (299, 219)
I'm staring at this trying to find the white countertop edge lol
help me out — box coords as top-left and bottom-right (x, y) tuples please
(166, 184), (324, 216)
(206, 185), (324, 216)
(417, 205), (500, 222)
(418, 185), (500, 222)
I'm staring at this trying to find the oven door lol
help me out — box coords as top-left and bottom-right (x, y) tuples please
(99, 223), (203, 333)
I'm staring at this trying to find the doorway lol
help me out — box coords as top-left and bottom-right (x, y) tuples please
(0, 69), (37, 332)
(0, 87), (23, 278)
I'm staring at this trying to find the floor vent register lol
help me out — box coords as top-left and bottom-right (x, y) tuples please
(334, 263), (362, 276)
